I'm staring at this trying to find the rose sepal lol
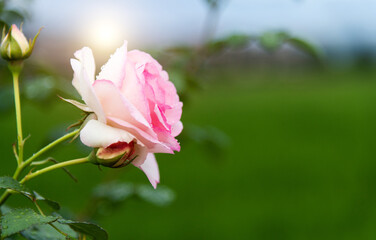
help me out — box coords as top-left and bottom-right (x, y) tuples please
(89, 141), (136, 168)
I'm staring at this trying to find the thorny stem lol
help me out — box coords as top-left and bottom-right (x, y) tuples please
(20, 157), (90, 184)
(0, 129), (80, 206)
(22, 129), (80, 171)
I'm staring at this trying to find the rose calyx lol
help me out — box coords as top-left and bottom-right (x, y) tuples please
(91, 141), (136, 168)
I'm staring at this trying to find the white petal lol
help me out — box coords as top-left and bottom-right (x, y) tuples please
(97, 41), (127, 88)
(71, 47), (106, 123)
(74, 47), (95, 82)
(10, 25), (29, 54)
(135, 153), (160, 189)
(80, 119), (134, 148)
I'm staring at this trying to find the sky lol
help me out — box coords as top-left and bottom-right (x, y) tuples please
(15, 0), (376, 59)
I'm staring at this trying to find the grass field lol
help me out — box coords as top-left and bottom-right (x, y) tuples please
(1, 67), (376, 239)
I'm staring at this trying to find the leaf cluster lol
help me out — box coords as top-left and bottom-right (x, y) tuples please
(0, 177), (108, 240)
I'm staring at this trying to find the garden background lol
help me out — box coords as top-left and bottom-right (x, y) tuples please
(1, 0), (376, 239)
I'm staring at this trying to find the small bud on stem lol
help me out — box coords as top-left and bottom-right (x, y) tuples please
(90, 141), (137, 168)
(0, 24), (42, 62)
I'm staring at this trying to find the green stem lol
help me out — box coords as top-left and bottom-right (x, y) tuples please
(20, 157), (89, 184)
(11, 68), (23, 166)
(11, 129), (80, 181)
(0, 157), (89, 206)
(0, 192), (10, 206)
(0, 63), (25, 206)
(0, 130), (81, 206)
(23, 129), (80, 170)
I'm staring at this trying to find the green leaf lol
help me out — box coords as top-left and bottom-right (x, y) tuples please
(57, 219), (108, 240)
(3, 234), (25, 239)
(21, 222), (78, 240)
(136, 185), (175, 207)
(1, 208), (58, 238)
(0, 176), (32, 197)
(0, 205), (11, 214)
(33, 192), (60, 211)
(0, 177), (60, 211)
(0, 176), (23, 192)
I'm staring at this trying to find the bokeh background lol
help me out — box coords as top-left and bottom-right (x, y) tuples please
(1, 0), (376, 239)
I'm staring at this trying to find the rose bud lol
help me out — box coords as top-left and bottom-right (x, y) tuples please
(93, 141), (136, 168)
(0, 24), (41, 61)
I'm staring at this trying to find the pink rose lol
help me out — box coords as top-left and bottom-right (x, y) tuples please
(70, 41), (183, 188)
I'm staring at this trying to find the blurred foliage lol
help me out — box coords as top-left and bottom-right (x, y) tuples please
(181, 124), (230, 160)
(79, 181), (175, 220)
(0, 0), (28, 31)
(259, 31), (322, 60)
(160, 30), (320, 161)
(0, 63), (79, 114)
(165, 33), (320, 98)
(0, 0), (333, 239)
(0, 177), (108, 239)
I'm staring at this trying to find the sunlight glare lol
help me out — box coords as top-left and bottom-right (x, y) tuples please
(89, 19), (123, 51)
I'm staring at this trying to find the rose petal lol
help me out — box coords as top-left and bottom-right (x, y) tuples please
(10, 25), (29, 54)
(134, 153), (160, 189)
(155, 130), (181, 152)
(71, 47), (106, 123)
(97, 41), (127, 88)
(109, 116), (173, 154)
(171, 121), (183, 137)
(152, 104), (171, 132)
(164, 101), (183, 126)
(73, 47), (95, 82)
(120, 58), (151, 123)
(93, 79), (151, 128)
(131, 144), (148, 167)
(128, 50), (162, 71)
(80, 119), (134, 148)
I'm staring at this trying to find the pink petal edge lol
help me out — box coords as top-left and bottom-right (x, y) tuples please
(136, 153), (160, 189)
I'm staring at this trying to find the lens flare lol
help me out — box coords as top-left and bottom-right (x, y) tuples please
(89, 19), (123, 51)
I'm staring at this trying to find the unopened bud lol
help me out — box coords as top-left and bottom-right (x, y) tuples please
(91, 141), (136, 168)
(0, 24), (41, 61)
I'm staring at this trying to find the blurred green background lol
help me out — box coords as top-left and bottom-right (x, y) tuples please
(1, 0), (376, 239)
